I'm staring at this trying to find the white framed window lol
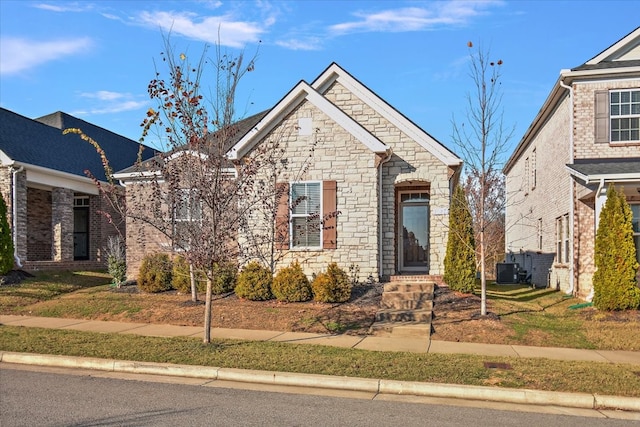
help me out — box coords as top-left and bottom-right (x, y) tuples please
(632, 204), (640, 266)
(173, 189), (202, 250)
(556, 216), (562, 262)
(290, 181), (322, 248)
(610, 89), (640, 142)
(74, 196), (90, 207)
(563, 213), (570, 263)
(537, 218), (543, 251)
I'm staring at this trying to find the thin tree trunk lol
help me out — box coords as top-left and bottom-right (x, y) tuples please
(203, 275), (213, 343)
(190, 263), (197, 302)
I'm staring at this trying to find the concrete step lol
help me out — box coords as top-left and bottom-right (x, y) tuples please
(369, 321), (432, 338)
(375, 308), (432, 323)
(380, 297), (433, 311)
(384, 282), (434, 293)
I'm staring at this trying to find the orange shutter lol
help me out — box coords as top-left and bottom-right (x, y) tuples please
(322, 180), (337, 249)
(275, 182), (289, 250)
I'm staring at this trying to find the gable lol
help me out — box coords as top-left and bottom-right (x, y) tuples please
(227, 79), (389, 160)
(311, 63), (461, 167)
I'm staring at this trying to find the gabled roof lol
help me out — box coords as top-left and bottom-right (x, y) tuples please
(311, 63), (461, 166)
(228, 62), (461, 166)
(0, 108), (155, 182)
(227, 77), (389, 160)
(504, 27), (640, 174)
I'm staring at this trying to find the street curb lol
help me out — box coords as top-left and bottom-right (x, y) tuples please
(1, 351), (638, 412)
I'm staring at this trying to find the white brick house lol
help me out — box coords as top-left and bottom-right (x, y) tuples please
(229, 63), (462, 281)
(504, 28), (640, 299)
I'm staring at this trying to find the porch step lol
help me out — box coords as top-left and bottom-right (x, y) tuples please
(369, 279), (435, 338)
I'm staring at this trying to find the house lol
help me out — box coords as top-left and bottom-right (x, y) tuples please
(504, 27), (640, 299)
(0, 108), (155, 271)
(116, 62), (462, 281)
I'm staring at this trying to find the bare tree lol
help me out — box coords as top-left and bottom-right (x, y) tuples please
(451, 41), (514, 316)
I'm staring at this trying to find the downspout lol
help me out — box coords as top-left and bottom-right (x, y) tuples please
(11, 166), (24, 268)
(378, 148), (393, 281)
(559, 78), (575, 295)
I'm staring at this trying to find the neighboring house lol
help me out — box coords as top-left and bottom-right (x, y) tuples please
(0, 108), (155, 271)
(504, 27), (640, 299)
(117, 62), (462, 281)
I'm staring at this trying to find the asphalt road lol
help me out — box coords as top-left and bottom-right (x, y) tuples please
(1, 365), (635, 427)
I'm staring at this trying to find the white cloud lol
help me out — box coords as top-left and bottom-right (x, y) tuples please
(73, 91), (148, 115)
(137, 10), (266, 48)
(0, 37), (93, 76)
(275, 37), (323, 51)
(33, 2), (94, 13)
(329, 1), (504, 35)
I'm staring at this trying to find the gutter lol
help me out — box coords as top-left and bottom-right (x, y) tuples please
(377, 148), (393, 281)
(559, 78), (575, 296)
(11, 166), (24, 268)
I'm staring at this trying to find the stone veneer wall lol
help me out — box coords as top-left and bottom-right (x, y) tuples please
(244, 98), (381, 279)
(323, 81), (452, 278)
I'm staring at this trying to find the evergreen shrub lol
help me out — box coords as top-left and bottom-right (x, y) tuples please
(443, 185), (477, 293)
(593, 185), (640, 310)
(137, 253), (173, 293)
(311, 262), (351, 303)
(235, 261), (273, 301)
(272, 261), (312, 302)
(0, 191), (14, 275)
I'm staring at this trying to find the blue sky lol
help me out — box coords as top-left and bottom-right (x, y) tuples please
(1, 0), (639, 157)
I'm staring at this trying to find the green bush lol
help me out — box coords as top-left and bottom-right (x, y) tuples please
(272, 261), (312, 302)
(0, 191), (14, 275)
(137, 253), (173, 293)
(311, 262), (351, 303)
(105, 236), (126, 288)
(593, 185), (640, 310)
(172, 255), (206, 294)
(235, 261), (273, 301)
(173, 257), (237, 295)
(443, 185), (476, 293)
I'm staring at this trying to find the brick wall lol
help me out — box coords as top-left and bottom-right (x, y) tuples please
(505, 95), (572, 289)
(27, 188), (52, 261)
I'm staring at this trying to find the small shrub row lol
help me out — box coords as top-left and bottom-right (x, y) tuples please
(137, 253), (237, 295)
(236, 261), (351, 303)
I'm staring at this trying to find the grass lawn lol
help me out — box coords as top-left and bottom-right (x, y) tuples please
(1, 270), (640, 397)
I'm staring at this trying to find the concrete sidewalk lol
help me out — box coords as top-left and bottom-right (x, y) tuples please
(2, 314), (639, 365)
(2, 314), (640, 416)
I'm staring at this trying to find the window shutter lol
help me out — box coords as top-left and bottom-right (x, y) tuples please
(322, 180), (337, 249)
(594, 91), (609, 143)
(275, 182), (289, 250)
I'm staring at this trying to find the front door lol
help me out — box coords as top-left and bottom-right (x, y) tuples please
(73, 207), (89, 260)
(398, 192), (429, 273)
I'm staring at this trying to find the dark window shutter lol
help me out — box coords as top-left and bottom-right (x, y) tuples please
(322, 180), (337, 249)
(275, 182), (289, 250)
(594, 91), (609, 143)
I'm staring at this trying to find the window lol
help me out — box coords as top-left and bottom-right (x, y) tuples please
(556, 217), (562, 262)
(531, 148), (537, 190)
(632, 204), (640, 266)
(563, 214), (570, 263)
(290, 182), (322, 248)
(610, 90), (640, 142)
(173, 189), (202, 249)
(524, 157), (529, 193)
(537, 218), (543, 251)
